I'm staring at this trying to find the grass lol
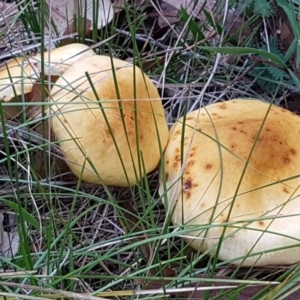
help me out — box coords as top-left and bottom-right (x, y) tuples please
(1, 0), (300, 299)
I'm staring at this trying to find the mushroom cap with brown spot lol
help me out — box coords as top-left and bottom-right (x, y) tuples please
(159, 99), (300, 266)
(49, 55), (169, 187)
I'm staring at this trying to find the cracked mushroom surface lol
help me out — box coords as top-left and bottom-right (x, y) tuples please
(159, 99), (300, 266)
(49, 55), (169, 187)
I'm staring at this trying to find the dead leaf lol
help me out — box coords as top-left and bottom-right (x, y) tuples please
(164, 0), (208, 15)
(159, 0), (216, 24)
(113, 0), (149, 12)
(45, 0), (114, 38)
(0, 213), (19, 258)
(0, 1), (38, 52)
(112, 0), (128, 12)
(158, 0), (251, 37)
(157, 2), (179, 27)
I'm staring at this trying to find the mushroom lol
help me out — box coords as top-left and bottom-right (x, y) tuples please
(0, 43), (96, 121)
(27, 43), (97, 125)
(0, 56), (39, 119)
(49, 55), (169, 187)
(159, 99), (300, 266)
(35, 43), (96, 78)
(0, 44), (97, 180)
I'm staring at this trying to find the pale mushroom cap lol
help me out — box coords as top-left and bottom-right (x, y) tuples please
(159, 99), (300, 266)
(0, 57), (39, 102)
(36, 43), (96, 76)
(49, 55), (169, 187)
(0, 44), (95, 102)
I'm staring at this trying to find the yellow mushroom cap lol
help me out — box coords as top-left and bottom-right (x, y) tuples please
(0, 44), (96, 102)
(35, 43), (96, 76)
(159, 99), (300, 266)
(0, 44), (96, 120)
(0, 57), (39, 102)
(49, 55), (169, 187)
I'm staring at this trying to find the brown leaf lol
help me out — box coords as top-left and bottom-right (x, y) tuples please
(113, 0), (149, 12)
(45, 0), (114, 37)
(159, 0), (218, 27)
(112, 0), (128, 12)
(158, 0), (251, 37)
(157, 2), (179, 27)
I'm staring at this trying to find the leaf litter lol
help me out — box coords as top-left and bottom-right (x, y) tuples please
(0, 0), (300, 298)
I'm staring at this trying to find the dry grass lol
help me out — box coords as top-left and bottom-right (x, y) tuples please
(1, 0), (300, 299)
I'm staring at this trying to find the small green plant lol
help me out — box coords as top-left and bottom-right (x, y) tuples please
(250, 36), (294, 93)
(232, 0), (274, 17)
